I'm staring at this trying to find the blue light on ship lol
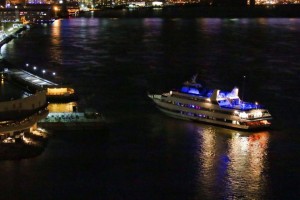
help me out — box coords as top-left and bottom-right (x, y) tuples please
(188, 88), (200, 95)
(181, 87), (200, 95)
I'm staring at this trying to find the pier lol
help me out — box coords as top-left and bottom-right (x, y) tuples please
(9, 68), (58, 89)
(4, 68), (77, 102)
(38, 112), (106, 131)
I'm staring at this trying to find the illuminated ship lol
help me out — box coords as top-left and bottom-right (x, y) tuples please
(148, 75), (272, 130)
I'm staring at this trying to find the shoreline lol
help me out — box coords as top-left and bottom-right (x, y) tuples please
(0, 25), (28, 50)
(0, 131), (48, 161)
(78, 5), (300, 18)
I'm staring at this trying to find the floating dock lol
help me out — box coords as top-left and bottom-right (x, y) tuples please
(37, 112), (106, 131)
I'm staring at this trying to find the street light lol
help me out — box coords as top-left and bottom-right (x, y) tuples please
(54, 6), (59, 18)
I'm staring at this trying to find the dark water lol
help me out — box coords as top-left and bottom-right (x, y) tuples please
(1, 18), (300, 199)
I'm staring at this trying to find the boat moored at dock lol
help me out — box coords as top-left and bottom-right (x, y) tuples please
(148, 75), (272, 130)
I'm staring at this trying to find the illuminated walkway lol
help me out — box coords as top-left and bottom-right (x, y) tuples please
(6, 68), (76, 102)
(9, 68), (58, 89)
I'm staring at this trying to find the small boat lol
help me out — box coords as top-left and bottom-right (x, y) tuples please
(148, 75), (272, 130)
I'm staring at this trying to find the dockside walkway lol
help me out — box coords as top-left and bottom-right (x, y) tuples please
(8, 68), (58, 90)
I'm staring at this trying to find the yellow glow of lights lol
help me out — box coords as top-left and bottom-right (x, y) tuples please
(47, 87), (74, 95)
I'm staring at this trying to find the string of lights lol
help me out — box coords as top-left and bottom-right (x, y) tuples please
(24, 63), (57, 77)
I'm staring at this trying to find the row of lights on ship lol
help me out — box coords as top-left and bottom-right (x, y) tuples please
(25, 63), (56, 76)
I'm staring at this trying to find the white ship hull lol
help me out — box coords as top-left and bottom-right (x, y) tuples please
(149, 93), (271, 130)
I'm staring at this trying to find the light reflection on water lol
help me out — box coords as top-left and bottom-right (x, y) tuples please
(1, 17), (298, 198)
(226, 131), (269, 199)
(195, 125), (270, 199)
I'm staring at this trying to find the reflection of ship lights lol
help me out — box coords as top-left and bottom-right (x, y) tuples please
(193, 119), (272, 199)
(227, 131), (270, 198)
(197, 127), (217, 191)
(249, 132), (269, 148)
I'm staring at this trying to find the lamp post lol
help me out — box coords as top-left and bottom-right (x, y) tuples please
(54, 6), (59, 19)
(15, 6), (19, 22)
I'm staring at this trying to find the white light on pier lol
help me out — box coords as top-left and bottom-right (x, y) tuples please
(52, 72), (56, 76)
(42, 70), (46, 74)
(26, 63), (29, 67)
(33, 66), (37, 70)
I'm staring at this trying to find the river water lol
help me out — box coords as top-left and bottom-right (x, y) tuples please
(0, 18), (299, 199)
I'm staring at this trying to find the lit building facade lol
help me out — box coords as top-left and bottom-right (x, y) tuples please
(253, 0), (300, 4)
(0, 4), (54, 23)
(27, 0), (53, 4)
(0, 90), (48, 140)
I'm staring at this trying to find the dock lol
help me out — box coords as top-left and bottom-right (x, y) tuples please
(37, 112), (106, 131)
(9, 68), (58, 89)
(4, 68), (77, 102)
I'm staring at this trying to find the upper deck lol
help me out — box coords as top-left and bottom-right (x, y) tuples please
(172, 83), (264, 111)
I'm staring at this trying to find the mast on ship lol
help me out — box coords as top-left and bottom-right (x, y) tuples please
(242, 75), (246, 101)
(184, 74), (203, 88)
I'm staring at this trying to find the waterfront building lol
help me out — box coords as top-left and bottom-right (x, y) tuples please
(94, 0), (300, 7)
(0, 4), (54, 23)
(254, 0), (300, 4)
(0, 73), (48, 141)
(128, 1), (146, 7)
(4, 0), (55, 6)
